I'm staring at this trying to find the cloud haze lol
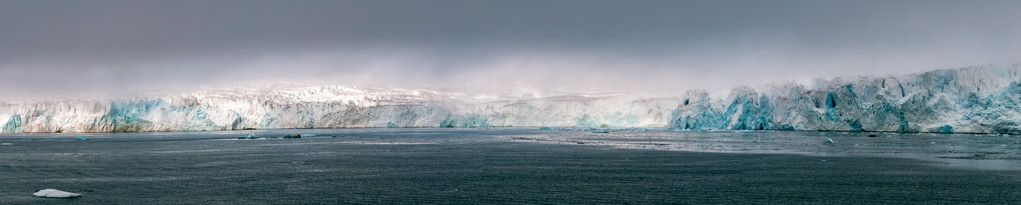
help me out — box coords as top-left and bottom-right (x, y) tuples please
(2, 0), (1020, 97)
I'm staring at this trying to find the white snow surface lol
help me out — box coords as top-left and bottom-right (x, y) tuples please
(2, 64), (1021, 134)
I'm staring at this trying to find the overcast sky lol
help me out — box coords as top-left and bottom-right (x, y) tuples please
(2, 0), (1020, 97)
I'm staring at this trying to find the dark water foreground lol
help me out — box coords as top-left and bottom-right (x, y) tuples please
(1, 129), (1019, 204)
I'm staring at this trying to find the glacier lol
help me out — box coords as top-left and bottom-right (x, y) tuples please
(2, 64), (1021, 134)
(0, 84), (679, 133)
(673, 63), (1021, 134)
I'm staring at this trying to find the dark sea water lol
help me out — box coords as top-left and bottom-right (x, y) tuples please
(1, 129), (1019, 204)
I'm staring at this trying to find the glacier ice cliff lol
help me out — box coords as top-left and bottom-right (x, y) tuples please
(2, 64), (1021, 134)
(0, 84), (678, 133)
(672, 64), (1021, 134)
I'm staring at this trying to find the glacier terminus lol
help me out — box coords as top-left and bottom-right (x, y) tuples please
(3, 64), (1021, 134)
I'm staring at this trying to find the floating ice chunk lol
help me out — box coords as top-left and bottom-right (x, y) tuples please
(0, 143), (12, 145)
(823, 138), (834, 145)
(32, 189), (82, 198)
(300, 134), (315, 137)
(237, 133), (258, 139)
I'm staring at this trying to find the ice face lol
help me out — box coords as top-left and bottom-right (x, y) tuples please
(671, 63), (1021, 134)
(1, 64), (1020, 134)
(0, 85), (679, 132)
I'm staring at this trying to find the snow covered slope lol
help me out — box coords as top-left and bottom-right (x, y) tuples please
(3, 64), (1021, 134)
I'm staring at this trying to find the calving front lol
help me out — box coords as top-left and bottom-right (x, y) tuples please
(4, 64), (1021, 134)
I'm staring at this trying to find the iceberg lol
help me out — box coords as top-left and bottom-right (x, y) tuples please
(32, 189), (82, 198)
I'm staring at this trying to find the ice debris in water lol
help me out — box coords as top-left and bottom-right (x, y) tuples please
(823, 138), (835, 145)
(75, 137), (89, 141)
(32, 189), (82, 198)
(238, 133), (258, 139)
(0, 142), (12, 145)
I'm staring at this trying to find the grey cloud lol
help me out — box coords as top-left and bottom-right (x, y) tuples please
(1, 0), (1020, 97)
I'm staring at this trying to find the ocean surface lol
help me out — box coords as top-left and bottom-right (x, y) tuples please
(1, 129), (1020, 204)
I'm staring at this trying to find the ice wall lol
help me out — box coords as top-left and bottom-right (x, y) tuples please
(672, 64), (1021, 134)
(0, 85), (679, 133)
(2, 64), (1021, 134)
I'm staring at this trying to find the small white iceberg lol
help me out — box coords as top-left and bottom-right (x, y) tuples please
(32, 189), (82, 198)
